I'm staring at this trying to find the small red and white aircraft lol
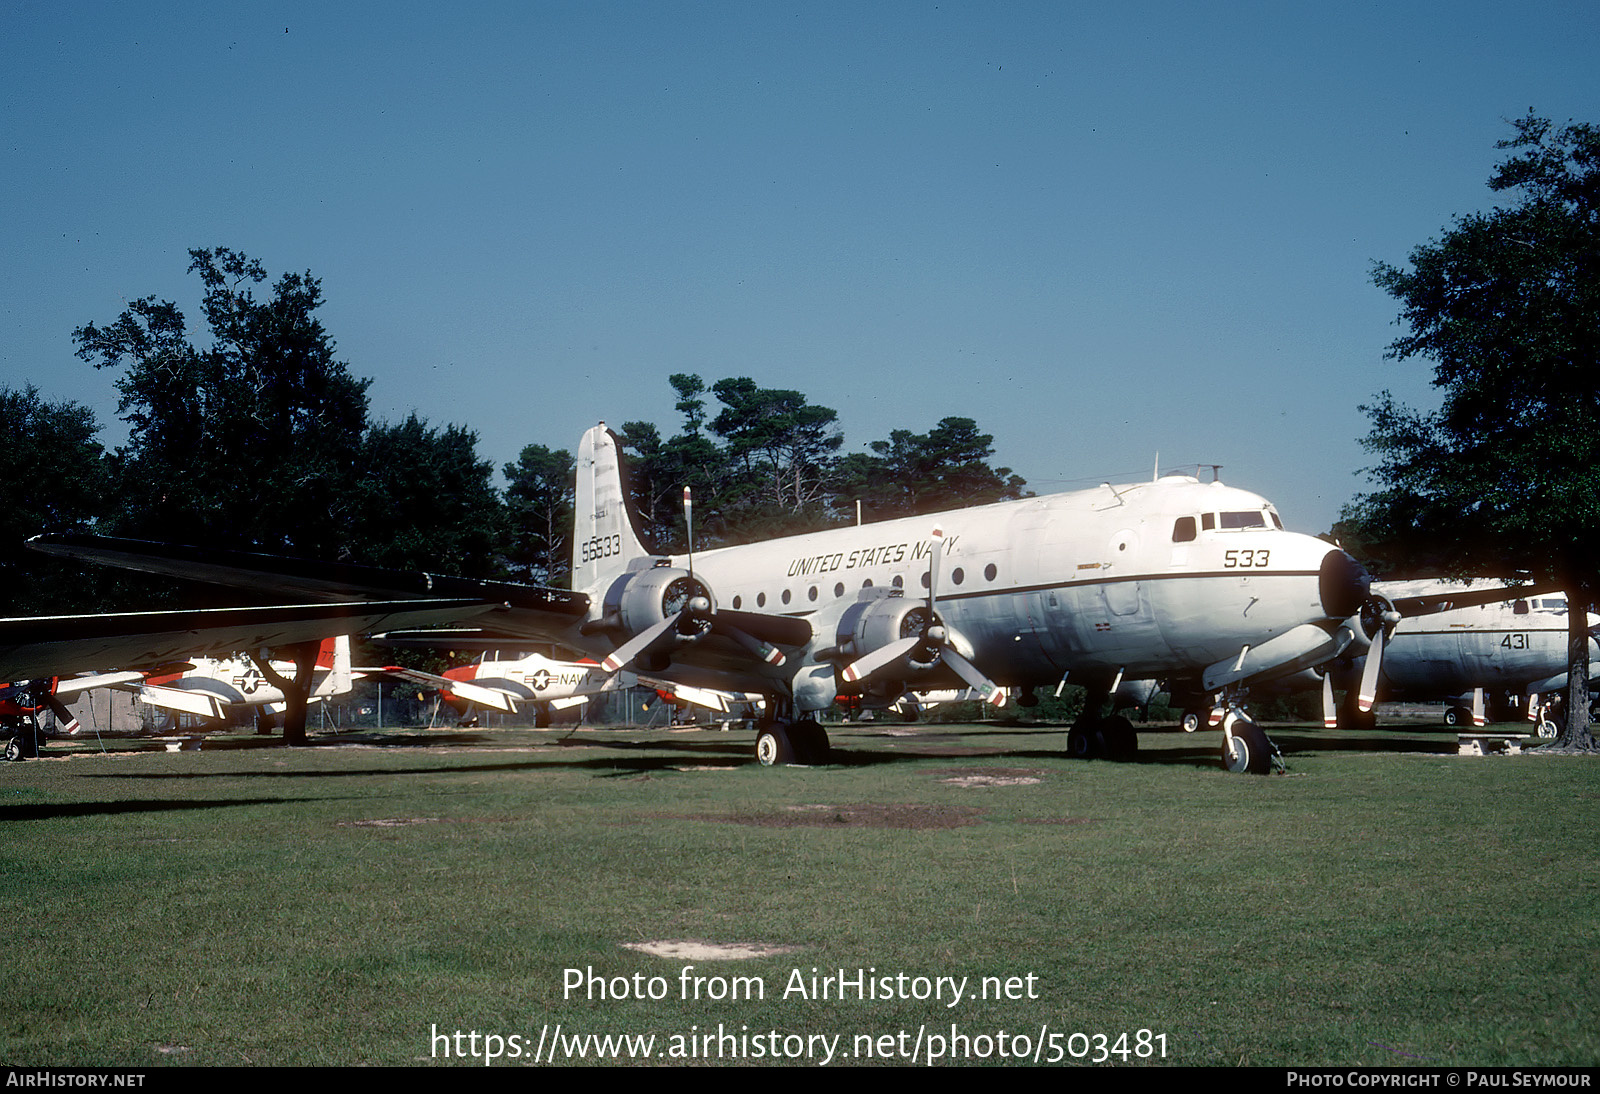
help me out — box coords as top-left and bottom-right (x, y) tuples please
(0, 600), (489, 759)
(368, 650), (616, 726)
(97, 635), (357, 727)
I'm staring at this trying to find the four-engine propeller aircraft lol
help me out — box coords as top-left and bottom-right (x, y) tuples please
(28, 425), (1376, 773)
(33, 425), (1556, 773)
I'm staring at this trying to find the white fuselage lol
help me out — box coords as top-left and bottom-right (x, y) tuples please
(658, 476), (1350, 690)
(1375, 593), (1599, 697)
(448, 651), (611, 702)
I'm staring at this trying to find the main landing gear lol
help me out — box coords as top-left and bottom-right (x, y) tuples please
(4, 720), (43, 762)
(755, 719), (831, 766)
(1065, 714), (1140, 761)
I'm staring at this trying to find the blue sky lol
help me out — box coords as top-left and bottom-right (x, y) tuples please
(4, 1), (1597, 535)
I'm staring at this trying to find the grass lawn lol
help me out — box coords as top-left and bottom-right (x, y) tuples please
(2, 718), (1595, 1067)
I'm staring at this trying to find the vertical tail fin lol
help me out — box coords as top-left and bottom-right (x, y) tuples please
(573, 423), (651, 599)
(314, 636), (352, 697)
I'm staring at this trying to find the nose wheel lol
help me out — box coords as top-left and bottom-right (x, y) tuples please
(1220, 713), (1280, 775)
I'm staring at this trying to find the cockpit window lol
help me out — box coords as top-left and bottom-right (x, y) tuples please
(1219, 511), (1268, 530)
(1172, 516), (1197, 543)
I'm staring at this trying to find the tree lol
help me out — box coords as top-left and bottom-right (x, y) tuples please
(502, 442), (574, 586)
(833, 416), (1029, 521)
(346, 414), (504, 578)
(73, 247), (370, 556)
(708, 377), (843, 538)
(0, 385), (112, 614)
(1346, 113), (1600, 750)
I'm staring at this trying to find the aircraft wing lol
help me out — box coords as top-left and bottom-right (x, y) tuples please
(633, 674), (762, 713)
(28, 533), (590, 644)
(1375, 578), (1562, 617)
(50, 669), (151, 700)
(0, 600), (494, 681)
(29, 533), (814, 691)
(358, 665), (521, 713)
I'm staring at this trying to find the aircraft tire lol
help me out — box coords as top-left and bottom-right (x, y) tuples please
(1221, 720), (1272, 775)
(755, 725), (795, 767)
(4, 736), (22, 762)
(1444, 706), (1470, 728)
(1536, 718), (1559, 739)
(789, 719), (830, 764)
(1067, 723), (1104, 760)
(1101, 715), (1139, 760)
(1180, 710), (1203, 733)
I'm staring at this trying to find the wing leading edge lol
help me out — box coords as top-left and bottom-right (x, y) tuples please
(0, 599), (493, 681)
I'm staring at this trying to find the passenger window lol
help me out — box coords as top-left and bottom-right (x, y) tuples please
(1172, 516), (1197, 543)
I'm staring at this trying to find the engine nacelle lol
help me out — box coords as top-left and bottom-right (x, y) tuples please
(835, 594), (938, 673)
(601, 565), (715, 639)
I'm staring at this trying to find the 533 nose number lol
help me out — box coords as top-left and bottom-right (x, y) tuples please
(1222, 549), (1270, 568)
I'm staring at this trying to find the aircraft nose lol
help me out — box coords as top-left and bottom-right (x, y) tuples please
(1319, 548), (1370, 620)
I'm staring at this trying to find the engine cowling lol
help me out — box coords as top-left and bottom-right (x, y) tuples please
(835, 595), (940, 675)
(601, 566), (715, 639)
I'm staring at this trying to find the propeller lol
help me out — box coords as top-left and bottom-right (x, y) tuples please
(841, 530), (1004, 706)
(1321, 671), (1337, 729)
(3, 679), (81, 734)
(1355, 598), (1403, 713)
(601, 488), (785, 674)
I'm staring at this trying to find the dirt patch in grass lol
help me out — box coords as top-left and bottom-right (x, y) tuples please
(891, 744), (1012, 756)
(936, 766), (1046, 787)
(692, 803), (983, 829)
(623, 940), (801, 960)
(340, 817), (443, 827)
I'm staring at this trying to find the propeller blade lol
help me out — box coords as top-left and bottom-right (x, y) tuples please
(601, 613), (681, 673)
(714, 619), (784, 666)
(942, 649), (1005, 706)
(841, 636), (919, 684)
(1357, 626), (1385, 712)
(1472, 686), (1485, 727)
(47, 695), (80, 735)
(1322, 672), (1337, 728)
